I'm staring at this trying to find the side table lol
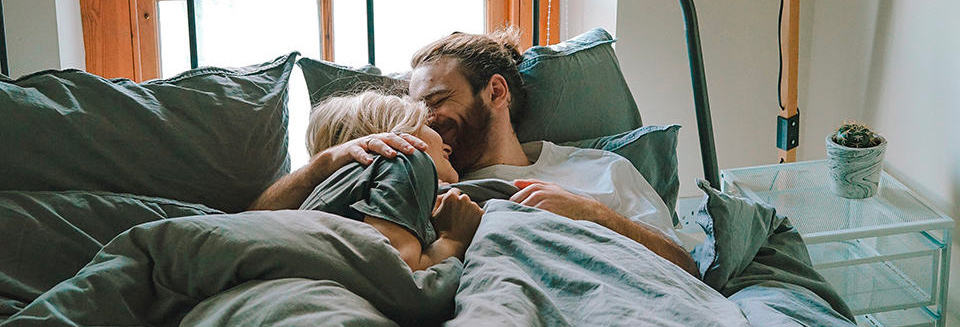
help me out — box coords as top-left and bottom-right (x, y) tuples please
(721, 160), (954, 327)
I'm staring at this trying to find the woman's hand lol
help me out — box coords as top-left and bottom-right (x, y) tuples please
(432, 188), (484, 247)
(323, 132), (428, 168)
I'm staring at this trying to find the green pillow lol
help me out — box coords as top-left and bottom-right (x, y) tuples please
(0, 191), (222, 318)
(517, 28), (642, 143)
(561, 125), (680, 225)
(297, 58), (409, 106)
(0, 53), (298, 212)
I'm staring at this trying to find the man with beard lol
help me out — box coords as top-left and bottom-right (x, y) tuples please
(407, 29), (697, 275)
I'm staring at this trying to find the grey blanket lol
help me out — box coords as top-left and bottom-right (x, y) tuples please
(1, 210), (462, 326)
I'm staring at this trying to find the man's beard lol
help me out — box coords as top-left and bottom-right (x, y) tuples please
(449, 96), (492, 174)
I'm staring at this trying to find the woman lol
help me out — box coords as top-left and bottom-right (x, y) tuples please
(298, 91), (483, 271)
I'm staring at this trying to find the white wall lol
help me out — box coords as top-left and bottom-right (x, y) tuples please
(559, 0), (617, 41)
(615, 0), (781, 196)
(614, 0), (882, 197)
(798, 0), (878, 162)
(859, 1), (960, 321)
(54, 0), (85, 70)
(3, 0), (84, 78)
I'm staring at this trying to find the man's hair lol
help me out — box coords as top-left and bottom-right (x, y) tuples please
(411, 28), (526, 122)
(306, 91), (428, 156)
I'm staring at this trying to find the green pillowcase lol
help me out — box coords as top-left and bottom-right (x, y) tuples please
(0, 53), (298, 212)
(561, 125), (680, 225)
(297, 58), (408, 106)
(0, 191), (222, 317)
(516, 28), (643, 143)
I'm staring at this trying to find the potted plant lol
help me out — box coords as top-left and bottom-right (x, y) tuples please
(825, 121), (887, 199)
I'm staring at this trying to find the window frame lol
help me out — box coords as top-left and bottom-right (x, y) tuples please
(81, 0), (561, 80)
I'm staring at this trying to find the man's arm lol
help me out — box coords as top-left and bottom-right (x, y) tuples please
(248, 132), (427, 210)
(510, 180), (699, 277)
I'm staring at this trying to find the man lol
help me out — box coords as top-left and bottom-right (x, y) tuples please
(406, 29), (698, 276)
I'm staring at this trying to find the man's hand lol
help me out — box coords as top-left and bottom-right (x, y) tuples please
(248, 133), (426, 211)
(325, 132), (428, 168)
(432, 188), (484, 247)
(510, 179), (613, 221)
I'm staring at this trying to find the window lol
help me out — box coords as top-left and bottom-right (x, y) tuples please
(155, 0), (555, 168)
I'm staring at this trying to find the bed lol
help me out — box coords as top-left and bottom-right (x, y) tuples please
(0, 1), (854, 326)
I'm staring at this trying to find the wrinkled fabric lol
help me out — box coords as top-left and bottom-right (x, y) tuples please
(0, 53), (297, 212)
(438, 178), (520, 206)
(730, 282), (855, 327)
(517, 27), (643, 143)
(2, 210), (462, 327)
(447, 200), (747, 327)
(0, 191), (222, 320)
(692, 179), (855, 323)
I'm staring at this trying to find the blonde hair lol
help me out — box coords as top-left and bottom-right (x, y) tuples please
(306, 91), (428, 156)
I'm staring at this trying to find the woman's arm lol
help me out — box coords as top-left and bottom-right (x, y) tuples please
(364, 217), (466, 271)
(364, 188), (483, 271)
(248, 133), (427, 210)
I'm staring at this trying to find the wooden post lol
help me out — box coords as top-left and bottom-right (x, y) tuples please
(778, 0), (800, 163)
(319, 0), (334, 61)
(81, 0), (160, 82)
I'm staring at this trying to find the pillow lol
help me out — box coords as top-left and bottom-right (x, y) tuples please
(297, 58), (408, 106)
(0, 53), (298, 212)
(0, 191), (222, 317)
(561, 125), (680, 225)
(298, 28), (641, 144)
(691, 180), (854, 321)
(516, 27), (642, 143)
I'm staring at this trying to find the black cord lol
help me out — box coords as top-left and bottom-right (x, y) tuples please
(777, 0), (784, 111)
(777, 1), (800, 118)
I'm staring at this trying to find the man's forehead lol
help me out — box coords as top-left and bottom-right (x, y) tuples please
(410, 59), (466, 99)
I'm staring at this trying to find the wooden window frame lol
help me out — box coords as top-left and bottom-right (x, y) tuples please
(486, 0), (560, 49)
(80, 0), (160, 82)
(80, 0), (556, 80)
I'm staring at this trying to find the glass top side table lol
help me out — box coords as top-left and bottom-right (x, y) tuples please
(721, 160), (954, 327)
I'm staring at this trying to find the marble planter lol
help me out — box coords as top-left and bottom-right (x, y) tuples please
(825, 135), (887, 199)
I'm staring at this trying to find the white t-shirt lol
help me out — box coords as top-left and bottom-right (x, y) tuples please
(464, 141), (680, 243)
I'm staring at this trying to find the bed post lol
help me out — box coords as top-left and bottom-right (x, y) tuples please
(0, 1), (8, 77)
(678, 0), (720, 188)
(186, 0), (198, 69)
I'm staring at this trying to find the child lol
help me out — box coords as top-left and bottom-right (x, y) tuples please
(300, 91), (483, 271)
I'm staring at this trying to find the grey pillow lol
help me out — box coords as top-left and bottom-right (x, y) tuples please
(0, 53), (298, 212)
(297, 58), (409, 106)
(0, 191), (222, 318)
(516, 27), (642, 143)
(691, 180), (854, 321)
(561, 125), (680, 225)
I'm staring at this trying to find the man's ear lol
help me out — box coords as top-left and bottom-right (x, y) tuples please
(486, 74), (511, 113)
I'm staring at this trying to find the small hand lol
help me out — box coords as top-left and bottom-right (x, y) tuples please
(510, 179), (612, 221)
(432, 188), (484, 246)
(323, 132), (428, 167)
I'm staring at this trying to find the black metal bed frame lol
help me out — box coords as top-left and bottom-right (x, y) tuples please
(1, 1), (9, 77)
(180, 0), (719, 187)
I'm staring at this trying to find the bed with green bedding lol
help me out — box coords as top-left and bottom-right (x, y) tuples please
(0, 185), (853, 326)
(0, 26), (855, 326)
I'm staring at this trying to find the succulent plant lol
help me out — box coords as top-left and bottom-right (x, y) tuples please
(832, 121), (883, 148)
